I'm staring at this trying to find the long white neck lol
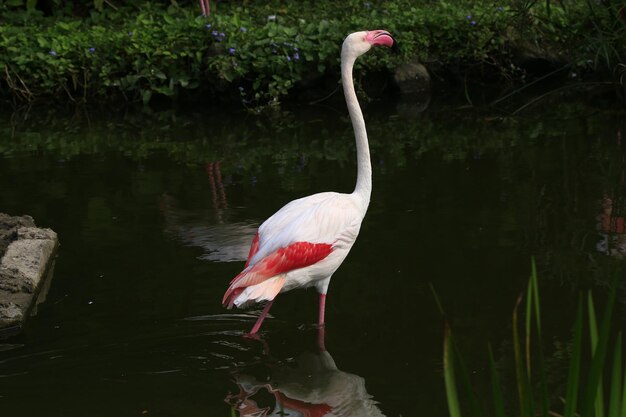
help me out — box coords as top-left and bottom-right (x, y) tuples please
(341, 48), (371, 213)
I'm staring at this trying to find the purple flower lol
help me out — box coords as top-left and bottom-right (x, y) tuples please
(88, 47), (95, 53)
(211, 30), (218, 36)
(470, 20), (476, 26)
(49, 50), (57, 56)
(466, 14), (472, 19)
(497, 6), (504, 11)
(294, 52), (300, 61)
(128, 31), (133, 37)
(286, 55), (291, 61)
(219, 32), (225, 37)
(228, 47), (236, 55)
(240, 27), (247, 32)
(205, 23), (212, 29)
(293, 46), (299, 52)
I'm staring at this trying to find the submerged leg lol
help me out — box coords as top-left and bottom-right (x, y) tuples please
(318, 293), (327, 327)
(318, 326), (326, 351)
(249, 299), (274, 335)
(317, 293), (327, 351)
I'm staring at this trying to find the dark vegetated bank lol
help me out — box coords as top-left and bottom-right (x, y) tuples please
(1, 0), (625, 108)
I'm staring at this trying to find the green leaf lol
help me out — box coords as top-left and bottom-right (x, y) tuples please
(142, 90), (152, 104)
(153, 69), (167, 80)
(283, 27), (297, 36)
(153, 85), (174, 96)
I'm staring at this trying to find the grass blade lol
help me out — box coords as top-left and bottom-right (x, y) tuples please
(444, 323), (462, 417)
(608, 333), (622, 417)
(444, 321), (486, 417)
(530, 258), (542, 337)
(581, 286), (617, 417)
(529, 259), (549, 417)
(513, 292), (533, 416)
(525, 273), (533, 378)
(438, 285), (484, 417)
(563, 294), (583, 417)
(589, 291), (599, 348)
(488, 344), (506, 417)
(621, 348), (626, 417)
(589, 292), (605, 417)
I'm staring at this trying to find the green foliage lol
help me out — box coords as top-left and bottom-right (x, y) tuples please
(443, 261), (626, 417)
(0, 0), (624, 106)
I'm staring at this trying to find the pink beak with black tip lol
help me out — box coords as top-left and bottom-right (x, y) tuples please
(365, 30), (396, 49)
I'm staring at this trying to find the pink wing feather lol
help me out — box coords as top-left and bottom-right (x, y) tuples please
(244, 231), (260, 269)
(222, 241), (332, 308)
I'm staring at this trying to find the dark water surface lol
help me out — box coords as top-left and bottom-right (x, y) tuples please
(0, 96), (625, 416)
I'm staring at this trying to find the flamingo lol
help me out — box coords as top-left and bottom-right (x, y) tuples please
(223, 30), (396, 336)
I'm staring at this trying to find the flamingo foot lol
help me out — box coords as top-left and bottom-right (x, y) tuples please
(243, 332), (262, 340)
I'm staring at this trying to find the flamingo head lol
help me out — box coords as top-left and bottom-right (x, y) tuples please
(342, 30), (397, 58)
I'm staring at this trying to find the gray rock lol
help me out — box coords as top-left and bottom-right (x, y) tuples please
(0, 214), (58, 334)
(0, 302), (23, 320)
(3, 229), (57, 285)
(393, 60), (431, 94)
(0, 213), (35, 258)
(0, 267), (32, 293)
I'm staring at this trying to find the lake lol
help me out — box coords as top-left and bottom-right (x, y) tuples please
(0, 90), (625, 416)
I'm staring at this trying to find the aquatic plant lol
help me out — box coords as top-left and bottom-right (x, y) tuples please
(442, 260), (626, 417)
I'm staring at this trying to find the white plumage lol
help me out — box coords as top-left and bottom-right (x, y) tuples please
(223, 30), (396, 335)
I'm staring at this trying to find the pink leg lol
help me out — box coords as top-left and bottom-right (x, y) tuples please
(249, 299), (274, 335)
(215, 161), (228, 209)
(318, 293), (327, 327)
(317, 294), (327, 351)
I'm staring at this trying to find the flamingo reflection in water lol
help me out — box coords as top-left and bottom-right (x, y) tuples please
(225, 337), (384, 417)
(597, 195), (626, 257)
(159, 161), (258, 263)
